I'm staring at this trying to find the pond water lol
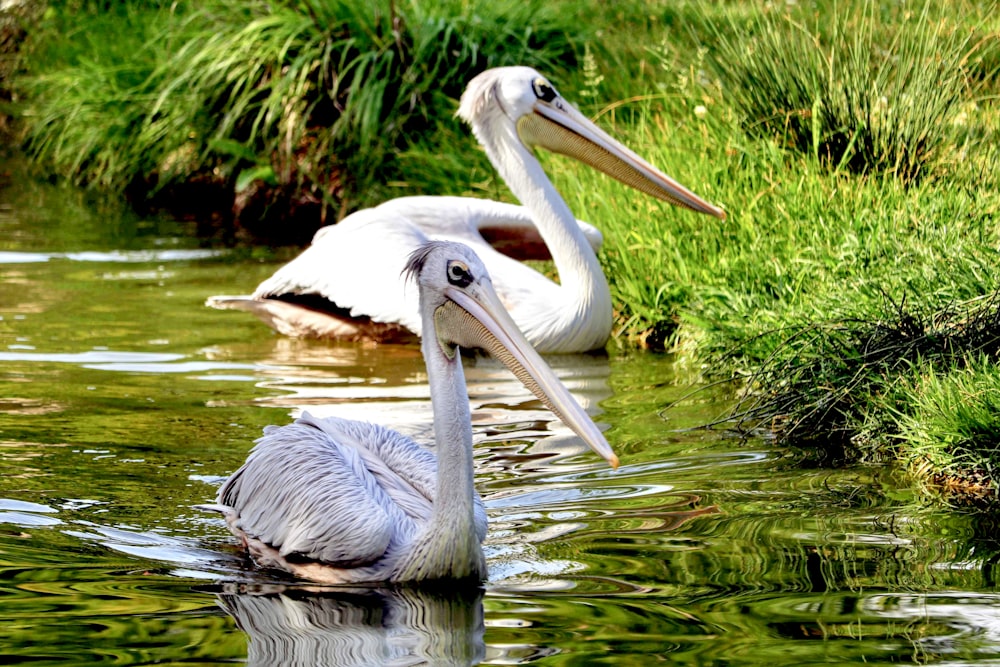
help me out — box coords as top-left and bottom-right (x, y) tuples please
(2, 165), (1000, 666)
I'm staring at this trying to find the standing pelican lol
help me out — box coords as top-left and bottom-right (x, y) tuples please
(208, 66), (725, 354)
(205, 241), (618, 584)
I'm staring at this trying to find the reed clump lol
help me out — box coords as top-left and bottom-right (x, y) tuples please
(14, 0), (585, 239)
(725, 291), (1000, 447)
(896, 355), (1000, 504)
(708, 3), (982, 184)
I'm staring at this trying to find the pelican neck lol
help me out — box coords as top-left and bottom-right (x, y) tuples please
(476, 120), (611, 326)
(392, 319), (484, 582)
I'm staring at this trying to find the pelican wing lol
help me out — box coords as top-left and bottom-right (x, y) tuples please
(293, 413), (487, 543)
(219, 413), (435, 566)
(251, 213), (429, 334)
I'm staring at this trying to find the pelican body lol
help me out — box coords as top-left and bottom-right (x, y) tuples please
(206, 241), (618, 584)
(208, 66), (725, 354)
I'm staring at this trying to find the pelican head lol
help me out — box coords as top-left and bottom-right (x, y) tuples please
(405, 241), (618, 468)
(458, 66), (725, 220)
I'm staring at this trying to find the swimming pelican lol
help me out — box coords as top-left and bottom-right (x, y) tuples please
(207, 66), (725, 353)
(205, 241), (618, 584)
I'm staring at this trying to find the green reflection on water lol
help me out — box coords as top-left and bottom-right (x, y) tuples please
(2, 162), (1000, 665)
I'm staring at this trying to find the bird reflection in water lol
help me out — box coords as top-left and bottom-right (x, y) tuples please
(214, 582), (485, 667)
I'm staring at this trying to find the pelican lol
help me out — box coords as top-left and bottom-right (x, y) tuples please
(208, 66), (725, 354)
(204, 241), (618, 584)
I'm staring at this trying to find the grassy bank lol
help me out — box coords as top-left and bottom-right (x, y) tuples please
(6, 0), (1000, 501)
(552, 1), (1000, 501)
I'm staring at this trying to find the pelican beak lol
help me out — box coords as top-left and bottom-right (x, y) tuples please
(434, 283), (619, 469)
(516, 100), (726, 220)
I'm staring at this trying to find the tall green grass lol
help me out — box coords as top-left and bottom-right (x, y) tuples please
(555, 0), (1000, 351)
(707, 2), (981, 183)
(893, 355), (1000, 502)
(0, 0), (36, 116)
(15, 0), (588, 222)
(536, 0), (1000, 498)
(15, 3), (164, 186)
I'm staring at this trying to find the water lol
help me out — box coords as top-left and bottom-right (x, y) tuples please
(2, 168), (1000, 665)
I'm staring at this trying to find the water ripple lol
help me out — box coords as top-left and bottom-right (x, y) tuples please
(0, 350), (183, 364)
(0, 249), (225, 264)
(0, 349), (273, 377)
(0, 498), (58, 513)
(0, 511), (63, 527)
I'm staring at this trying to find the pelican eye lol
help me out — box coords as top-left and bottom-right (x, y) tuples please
(532, 78), (557, 103)
(446, 260), (474, 288)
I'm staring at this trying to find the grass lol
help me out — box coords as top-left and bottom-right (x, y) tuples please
(12, 0), (589, 237)
(894, 355), (1000, 502)
(546, 1), (1000, 499)
(708, 3), (980, 182)
(6, 0), (1000, 501)
(722, 291), (1000, 453)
